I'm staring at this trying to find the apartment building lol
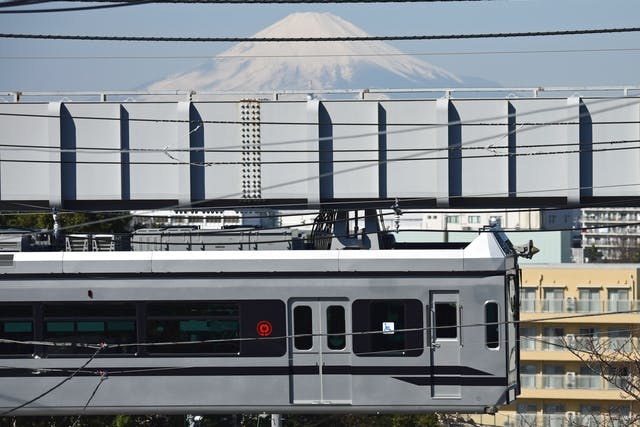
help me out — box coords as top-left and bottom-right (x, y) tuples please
(582, 208), (640, 262)
(486, 264), (639, 427)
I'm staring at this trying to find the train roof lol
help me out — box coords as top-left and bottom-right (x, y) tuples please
(0, 230), (515, 275)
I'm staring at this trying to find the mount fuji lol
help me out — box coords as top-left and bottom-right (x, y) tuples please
(148, 12), (482, 92)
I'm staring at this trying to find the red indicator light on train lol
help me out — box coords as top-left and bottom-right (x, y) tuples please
(256, 320), (273, 337)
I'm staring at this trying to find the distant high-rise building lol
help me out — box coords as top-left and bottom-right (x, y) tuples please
(581, 208), (640, 262)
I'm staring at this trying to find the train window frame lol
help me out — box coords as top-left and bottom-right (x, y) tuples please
(484, 301), (500, 350)
(0, 303), (35, 357)
(42, 302), (137, 357)
(145, 301), (241, 356)
(293, 305), (313, 351)
(326, 305), (346, 350)
(352, 299), (423, 357)
(434, 302), (457, 340)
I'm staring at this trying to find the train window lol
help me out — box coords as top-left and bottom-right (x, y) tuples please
(146, 302), (240, 355)
(43, 303), (136, 355)
(0, 304), (34, 355)
(326, 305), (345, 350)
(434, 302), (457, 339)
(293, 305), (313, 350)
(352, 299), (423, 357)
(485, 302), (500, 349)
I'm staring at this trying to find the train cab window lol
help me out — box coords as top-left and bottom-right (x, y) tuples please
(43, 303), (136, 355)
(434, 302), (457, 339)
(326, 305), (346, 350)
(352, 299), (423, 357)
(146, 302), (240, 355)
(485, 302), (500, 349)
(0, 304), (34, 355)
(293, 305), (313, 350)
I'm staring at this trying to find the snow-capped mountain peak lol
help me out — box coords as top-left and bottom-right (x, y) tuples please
(148, 12), (463, 92)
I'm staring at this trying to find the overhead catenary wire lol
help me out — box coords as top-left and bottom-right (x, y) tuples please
(4, 47), (640, 60)
(0, 47), (633, 61)
(0, 138), (639, 166)
(0, 346), (104, 416)
(2, 27), (640, 42)
(0, 0), (154, 13)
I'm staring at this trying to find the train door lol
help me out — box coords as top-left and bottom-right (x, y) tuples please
(429, 291), (461, 398)
(289, 298), (352, 405)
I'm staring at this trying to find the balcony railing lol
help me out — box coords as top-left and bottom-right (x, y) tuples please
(520, 373), (633, 392)
(504, 413), (631, 427)
(520, 299), (638, 314)
(521, 336), (637, 353)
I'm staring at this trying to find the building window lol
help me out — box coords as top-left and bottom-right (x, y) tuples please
(517, 403), (537, 427)
(520, 327), (537, 351)
(577, 327), (599, 351)
(520, 364), (537, 389)
(608, 327), (631, 352)
(542, 365), (565, 389)
(578, 288), (600, 313)
(520, 287), (536, 312)
(445, 215), (459, 224)
(467, 215), (480, 224)
(542, 364), (565, 389)
(543, 288), (565, 312)
(579, 365), (602, 389)
(542, 327), (564, 351)
(607, 288), (629, 312)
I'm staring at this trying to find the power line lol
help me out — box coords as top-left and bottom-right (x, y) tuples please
(0, 346), (104, 416)
(4, 46), (640, 60)
(0, 0), (154, 14)
(2, 27), (640, 43)
(0, 139), (639, 166)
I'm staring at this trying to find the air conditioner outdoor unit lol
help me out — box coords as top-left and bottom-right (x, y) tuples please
(566, 372), (576, 389)
(566, 297), (576, 312)
(565, 334), (576, 347)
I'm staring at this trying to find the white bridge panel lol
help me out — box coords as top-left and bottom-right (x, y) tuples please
(322, 101), (379, 200)
(381, 100), (440, 200)
(455, 100), (510, 199)
(196, 102), (243, 202)
(1, 93), (639, 210)
(261, 101), (316, 201)
(510, 99), (578, 201)
(65, 103), (121, 201)
(586, 98), (640, 197)
(0, 103), (50, 201)
(126, 103), (185, 202)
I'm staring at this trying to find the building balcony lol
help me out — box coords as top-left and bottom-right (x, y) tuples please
(502, 413), (631, 427)
(520, 373), (630, 391)
(521, 336), (636, 353)
(520, 299), (637, 315)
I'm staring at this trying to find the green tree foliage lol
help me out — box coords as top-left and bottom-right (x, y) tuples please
(0, 212), (131, 234)
(2, 413), (443, 427)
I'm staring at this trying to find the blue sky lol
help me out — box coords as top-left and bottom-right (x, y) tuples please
(0, 0), (639, 91)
